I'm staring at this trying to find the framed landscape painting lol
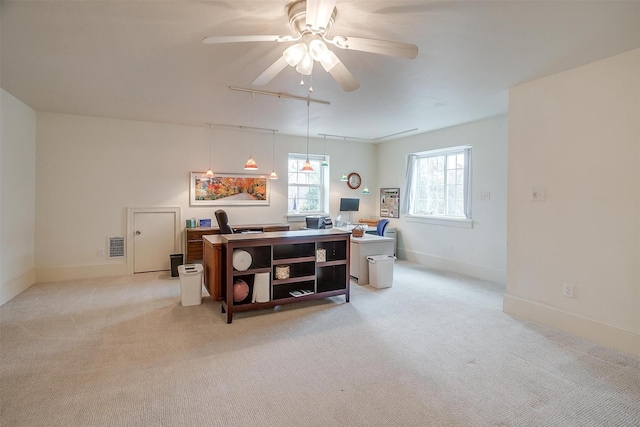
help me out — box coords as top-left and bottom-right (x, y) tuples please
(190, 172), (270, 206)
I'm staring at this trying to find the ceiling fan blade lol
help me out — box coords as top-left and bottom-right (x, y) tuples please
(203, 35), (287, 44)
(306, 0), (337, 31)
(330, 36), (418, 59)
(327, 61), (360, 92)
(252, 56), (289, 86)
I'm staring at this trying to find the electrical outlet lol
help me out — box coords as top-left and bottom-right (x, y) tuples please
(447, 244), (454, 252)
(563, 283), (574, 298)
(97, 247), (105, 256)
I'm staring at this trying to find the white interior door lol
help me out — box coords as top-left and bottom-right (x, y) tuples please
(133, 211), (177, 273)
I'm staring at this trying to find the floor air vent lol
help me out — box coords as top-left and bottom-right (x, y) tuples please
(108, 237), (125, 258)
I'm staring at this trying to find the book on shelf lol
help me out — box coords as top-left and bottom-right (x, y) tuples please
(289, 289), (314, 297)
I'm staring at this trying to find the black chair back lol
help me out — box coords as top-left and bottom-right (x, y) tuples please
(215, 210), (234, 234)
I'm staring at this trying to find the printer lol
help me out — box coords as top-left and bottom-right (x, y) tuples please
(305, 215), (333, 229)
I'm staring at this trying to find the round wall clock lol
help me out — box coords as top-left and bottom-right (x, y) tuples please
(347, 172), (361, 189)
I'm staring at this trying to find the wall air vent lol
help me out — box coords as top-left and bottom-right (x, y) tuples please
(108, 237), (125, 258)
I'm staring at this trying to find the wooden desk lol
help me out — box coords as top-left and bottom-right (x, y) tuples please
(185, 223), (289, 263)
(202, 235), (223, 300)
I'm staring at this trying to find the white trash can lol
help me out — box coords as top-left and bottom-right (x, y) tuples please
(178, 264), (204, 306)
(367, 255), (396, 289)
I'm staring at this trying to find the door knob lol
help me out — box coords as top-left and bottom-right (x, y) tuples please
(135, 230), (141, 235)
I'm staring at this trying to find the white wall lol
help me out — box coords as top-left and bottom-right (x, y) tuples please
(34, 112), (377, 281)
(1, 89), (36, 304)
(505, 49), (640, 357)
(377, 115), (508, 284)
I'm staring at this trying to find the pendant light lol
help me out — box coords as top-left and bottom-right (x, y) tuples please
(321, 135), (328, 167)
(244, 93), (258, 170)
(201, 123), (215, 180)
(269, 130), (278, 179)
(362, 186), (370, 194)
(301, 99), (313, 172)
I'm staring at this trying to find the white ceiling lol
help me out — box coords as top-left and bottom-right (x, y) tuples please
(1, 1), (638, 141)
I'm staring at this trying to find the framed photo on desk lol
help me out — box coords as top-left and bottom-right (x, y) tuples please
(190, 172), (270, 206)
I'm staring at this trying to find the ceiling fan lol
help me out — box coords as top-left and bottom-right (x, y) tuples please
(202, 0), (418, 92)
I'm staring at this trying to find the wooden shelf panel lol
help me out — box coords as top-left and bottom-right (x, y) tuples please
(232, 267), (271, 276)
(272, 275), (315, 286)
(317, 260), (347, 267)
(272, 256), (316, 265)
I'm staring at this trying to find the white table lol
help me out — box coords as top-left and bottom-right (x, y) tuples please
(349, 234), (395, 285)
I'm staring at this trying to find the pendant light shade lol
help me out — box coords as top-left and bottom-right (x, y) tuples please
(321, 135), (328, 167)
(341, 174), (348, 181)
(301, 159), (314, 171)
(362, 186), (370, 194)
(244, 157), (258, 170)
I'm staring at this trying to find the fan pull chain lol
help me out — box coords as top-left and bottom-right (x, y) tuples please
(309, 73), (314, 92)
(299, 73), (304, 86)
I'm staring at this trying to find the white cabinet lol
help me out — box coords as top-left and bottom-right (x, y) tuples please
(365, 227), (397, 256)
(350, 234), (395, 285)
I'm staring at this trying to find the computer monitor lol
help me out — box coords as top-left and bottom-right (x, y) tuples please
(339, 198), (359, 212)
(339, 198), (359, 225)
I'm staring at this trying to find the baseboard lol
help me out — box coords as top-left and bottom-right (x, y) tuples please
(1, 269), (36, 305)
(503, 293), (640, 358)
(399, 248), (506, 284)
(36, 262), (127, 283)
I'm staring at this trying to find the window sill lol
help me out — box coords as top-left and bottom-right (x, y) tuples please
(286, 213), (329, 222)
(405, 215), (473, 228)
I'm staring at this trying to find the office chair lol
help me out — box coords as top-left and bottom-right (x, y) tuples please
(215, 209), (234, 234)
(377, 219), (390, 236)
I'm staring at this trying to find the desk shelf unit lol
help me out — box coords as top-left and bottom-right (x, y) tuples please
(221, 230), (350, 323)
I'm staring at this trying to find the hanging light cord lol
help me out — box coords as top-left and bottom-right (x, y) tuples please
(306, 100), (310, 158)
(208, 124), (213, 169)
(250, 92), (254, 156)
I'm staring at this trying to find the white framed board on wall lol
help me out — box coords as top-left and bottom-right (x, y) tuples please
(380, 188), (400, 218)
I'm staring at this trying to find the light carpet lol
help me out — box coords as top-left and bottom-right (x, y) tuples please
(1, 261), (638, 426)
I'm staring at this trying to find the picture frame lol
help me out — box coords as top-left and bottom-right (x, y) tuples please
(190, 172), (270, 206)
(380, 188), (400, 218)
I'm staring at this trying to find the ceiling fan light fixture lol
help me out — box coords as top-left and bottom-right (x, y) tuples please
(296, 52), (314, 75)
(320, 50), (340, 72)
(283, 42), (307, 66)
(309, 39), (328, 61)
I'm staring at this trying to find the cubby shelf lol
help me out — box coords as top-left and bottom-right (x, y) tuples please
(272, 275), (316, 286)
(272, 256), (316, 265)
(220, 230), (350, 323)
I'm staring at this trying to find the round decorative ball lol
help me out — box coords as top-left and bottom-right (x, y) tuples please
(233, 279), (250, 302)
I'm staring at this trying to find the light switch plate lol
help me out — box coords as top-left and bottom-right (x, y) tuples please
(531, 188), (545, 202)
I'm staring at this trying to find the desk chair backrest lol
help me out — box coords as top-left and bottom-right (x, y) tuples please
(377, 219), (390, 236)
(215, 209), (234, 234)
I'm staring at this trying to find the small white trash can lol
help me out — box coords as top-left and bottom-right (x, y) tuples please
(367, 255), (396, 288)
(178, 264), (204, 306)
